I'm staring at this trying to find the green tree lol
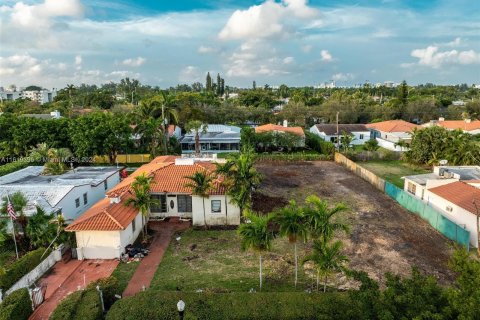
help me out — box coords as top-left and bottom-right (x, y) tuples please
(303, 239), (348, 292)
(339, 131), (355, 152)
(237, 211), (275, 291)
(363, 139), (379, 151)
(184, 171), (213, 228)
(206, 72), (212, 92)
(124, 173), (157, 238)
(214, 161), (236, 226)
(274, 200), (308, 287)
(185, 120), (207, 156)
(303, 195), (349, 244)
(25, 207), (58, 249)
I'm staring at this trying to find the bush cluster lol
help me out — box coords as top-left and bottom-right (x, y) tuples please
(0, 247), (50, 291)
(305, 131), (335, 155)
(0, 288), (32, 320)
(0, 162), (29, 177)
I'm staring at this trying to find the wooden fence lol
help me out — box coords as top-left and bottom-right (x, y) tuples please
(93, 154), (151, 164)
(334, 153), (385, 191)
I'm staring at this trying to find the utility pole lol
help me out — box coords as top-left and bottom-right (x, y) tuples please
(336, 111), (340, 151)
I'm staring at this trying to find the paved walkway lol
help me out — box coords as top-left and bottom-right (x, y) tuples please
(123, 219), (191, 297)
(30, 259), (118, 320)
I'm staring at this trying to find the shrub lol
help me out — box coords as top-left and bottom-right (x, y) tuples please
(87, 276), (120, 309)
(0, 247), (51, 291)
(0, 162), (29, 177)
(305, 131), (335, 155)
(106, 291), (361, 320)
(0, 288), (32, 320)
(50, 288), (103, 320)
(50, 291), (83, 320)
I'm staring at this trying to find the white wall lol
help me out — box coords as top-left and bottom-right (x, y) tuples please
(375, 138), (408, 152)
(119, 212), (144, 249)
(76, 230), (122, 259)
(149, 194), (193, 218)
(191, 195), (240, 226)
(403, 179), (425, 199)
(309, 126), (369, 145)
(424, 190), (479, 248)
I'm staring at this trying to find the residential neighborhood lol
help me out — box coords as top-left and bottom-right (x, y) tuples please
(1, 0), (480, 319)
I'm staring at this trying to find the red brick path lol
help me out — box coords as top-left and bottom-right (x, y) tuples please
(29, 259), (118, 320)
(122, 219), (191, 297)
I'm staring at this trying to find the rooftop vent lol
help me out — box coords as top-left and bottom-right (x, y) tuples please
(175, 158), (195, 166)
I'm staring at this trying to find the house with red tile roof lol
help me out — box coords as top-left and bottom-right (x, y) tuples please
(366, 120), (419, 151)
(425, 181), (480, 248)
(255, 122), (305, 147)
(66, 156), (240, 259)
(424, 117), (480, 135)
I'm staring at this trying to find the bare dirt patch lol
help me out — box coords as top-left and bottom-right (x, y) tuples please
(255, 161), (455, 287)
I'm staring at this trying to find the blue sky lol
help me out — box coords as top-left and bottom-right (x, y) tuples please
(0, 0), (479, 88)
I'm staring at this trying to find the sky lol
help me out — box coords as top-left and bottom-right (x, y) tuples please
(0, 0), (479, 89)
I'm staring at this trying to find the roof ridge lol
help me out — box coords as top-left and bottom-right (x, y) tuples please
(103, 209), (125, 230)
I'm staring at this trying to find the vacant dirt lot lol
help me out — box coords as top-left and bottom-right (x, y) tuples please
(254, 161), (455, 286)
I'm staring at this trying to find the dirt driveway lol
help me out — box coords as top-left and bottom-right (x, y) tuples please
(254, 161), (454, 286)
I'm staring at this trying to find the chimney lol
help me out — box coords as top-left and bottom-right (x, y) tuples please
(110, 197), (121, 204)
(283, 120), (288, 127)
(438, 117), (445, 122)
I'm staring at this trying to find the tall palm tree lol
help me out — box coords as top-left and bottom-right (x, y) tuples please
(228, 147), (262, 217)
(184, 171), (213, 228)
(274, 200), (308, 288)
(25, 207), (57, 249)
(185, 120), (207, 156)
(215, 161), (235, 226)
(303, 195), (349, 244)
(238, 211), (276, 291)
(124, 173), (157, 238)
(303, 240), (349, 292)
(159, 91), (179, 154)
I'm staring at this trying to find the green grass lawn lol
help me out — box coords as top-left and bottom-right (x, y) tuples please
(150, 230), (318, 293)
(360, 160), (430, 188)
(111, 261), (141, 293)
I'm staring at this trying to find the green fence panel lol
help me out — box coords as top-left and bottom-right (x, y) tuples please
(384, 182), (470, 249)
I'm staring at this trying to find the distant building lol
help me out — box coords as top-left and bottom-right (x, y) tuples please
(0, 88), (57, 104)
(310, 124), (370, 146)
(0, 166), (122, 223)
(255, 121), (305, 147)
(21, 110), (62, 120)
(452, 100), (466, 106)
(424, 117), (480, 135)
(0, 90), (22, 101)
(180, 124), (241, 154)
(366, 120), (419, 151)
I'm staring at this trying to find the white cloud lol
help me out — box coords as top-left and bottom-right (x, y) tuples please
(445, 37), (462, 47)
(332, 73), (355, 81)
(283, 56), (294, 64)
(320, 50), (333, 62)
(74, 54), (82, 70)
(301, 44), (312, 53)
(408, 45), (480, 68)
(198, 46), (217, 54)
(121, 57), (146, 67)
(218, 0), (319, 40)
(179, 66), (201, 83)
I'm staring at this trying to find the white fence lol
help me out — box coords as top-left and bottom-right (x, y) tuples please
(4, 245), (63, 296)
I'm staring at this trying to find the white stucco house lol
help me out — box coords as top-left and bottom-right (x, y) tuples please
(423, 118), (480, 135)
(404, 166), (480, 200)
(66, 156), (241, 259)
(310, 124), (370, 146)
(0, 166), (121, 223)
(366, 120), (419, 151)
(180, 124), (241, 154)
(424, 181), (480, 248)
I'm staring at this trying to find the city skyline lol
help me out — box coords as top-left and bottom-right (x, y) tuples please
(1, 0), (479, 88)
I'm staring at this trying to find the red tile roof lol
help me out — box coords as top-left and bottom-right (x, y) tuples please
(366, 120), (419, 133)
(429, 181), (480, 215)
(65, 192), (139, 231)
(436, 120), (480, 131)
(255, 124), (305, 136)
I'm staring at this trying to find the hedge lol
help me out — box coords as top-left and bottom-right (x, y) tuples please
(0, 288), (32, 320)
(305, 131), (335, 156)
(256, 153), (332, 162)
(0, 247), (51, 291)
(0, 162), (29, 177)
(51, 277), (119, 320)
(106, 291), (362, 320)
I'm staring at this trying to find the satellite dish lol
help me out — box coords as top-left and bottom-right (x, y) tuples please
(439, 160), (448, 166)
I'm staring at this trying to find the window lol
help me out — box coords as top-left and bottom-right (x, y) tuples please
(75, 198), (80, 208)
(104, 180), (108, 190)
(132, 217), (136, 232)
(407, 182), (416, 195)
(177, 195), (192, 213)
(150, 195), (167, 213)
(211, 200), (221, 213)
(359, 134), (364, 140)
(83, 193), (88, 205)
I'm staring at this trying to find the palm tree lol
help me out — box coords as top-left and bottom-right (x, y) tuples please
(159, 91), (179, 154)
(25, 207), (57, 249)
(184, 171), (213, 228)
(124, 173), (157, 238)
(274, 200), (308, 288)
(303, 195), (349, 244)
(238, 211), (275, 291)
(1, 192), (28, 237)
(185, 120), (207, 156)
(215, 161), (235, 226)
(228, 147), (262, 217)
(303, 240), (349, 292)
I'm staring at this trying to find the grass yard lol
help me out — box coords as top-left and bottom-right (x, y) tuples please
(360, 160), (430, 188)
(150, 230), (321, 293)
(111, 261), (141, 293)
